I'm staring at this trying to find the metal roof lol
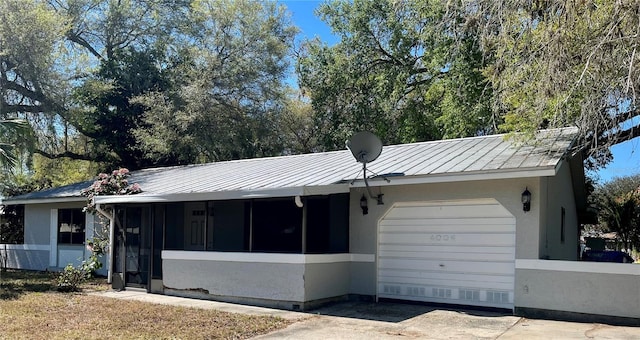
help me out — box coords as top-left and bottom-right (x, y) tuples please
(3, 127), (578, 204)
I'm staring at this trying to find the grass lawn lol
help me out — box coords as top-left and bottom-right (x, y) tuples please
(0, 270), (291, 339)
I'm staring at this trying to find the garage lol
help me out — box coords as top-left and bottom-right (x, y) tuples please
(377, 199), (516, 310)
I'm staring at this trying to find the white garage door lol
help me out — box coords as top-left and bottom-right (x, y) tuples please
(377, 199), (516, 309)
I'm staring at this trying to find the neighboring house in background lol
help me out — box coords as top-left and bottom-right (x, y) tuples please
(2, 128), (639, 323)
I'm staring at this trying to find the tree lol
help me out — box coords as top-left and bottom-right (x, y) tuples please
(593, 175), (640, 252)
(1, 0), (298, 170)
(299, 0), (640, 168)
(0, 118), (31, 169)
(278, 92), (321, 155)
(134, 0), (298, 163)
(468, 0), (640, 168)
(297, 0), (495, 150)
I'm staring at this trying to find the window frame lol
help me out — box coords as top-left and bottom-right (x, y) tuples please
(57, 208), (86, 245)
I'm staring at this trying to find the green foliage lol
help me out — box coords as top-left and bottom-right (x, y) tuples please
(72, 47), (172, 169)
(134, 0), (298, 163)
(297, 0), (495, 149)
(81, 168), (141, 214)
(0, 119), (32, 170)
(0, 205), (24, 244)
(55, 264), (85, 292)
(475, 0), (640, 167)
(31, 154), (97, 187)
(278, 92), (320, 154)
(54, 168), (142, 289)
(593, 175), (640, 252)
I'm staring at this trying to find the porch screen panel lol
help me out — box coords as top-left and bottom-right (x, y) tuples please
(252, 199), (302, 253)
(208, 201), (249, 251)
(164, 203), (185, 250)
(152, 204), (164, 279)
(306, 194), (349, 253)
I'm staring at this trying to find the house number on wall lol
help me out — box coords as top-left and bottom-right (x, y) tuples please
(430, 234), (456, 241)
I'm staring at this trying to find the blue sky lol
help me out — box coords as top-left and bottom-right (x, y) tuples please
(280, 0), (640, 184)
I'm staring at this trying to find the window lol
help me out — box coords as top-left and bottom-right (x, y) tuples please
(58, 209), (85, 245)
(560, 207), (566, 244)
(0, 204), (24, 244)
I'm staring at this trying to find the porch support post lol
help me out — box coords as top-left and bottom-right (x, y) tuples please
(301, 200), (307, 254)
(249, 201), (253, 252)
(95, 204), (115, 284)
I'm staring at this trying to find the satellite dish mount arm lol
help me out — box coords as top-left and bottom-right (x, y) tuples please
(362, 163), (384, 205)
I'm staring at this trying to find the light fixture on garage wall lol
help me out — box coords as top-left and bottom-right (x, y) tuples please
(522, 187), (532, 212)
(347, 131), (388, 208)
(360, 194), (368, 215)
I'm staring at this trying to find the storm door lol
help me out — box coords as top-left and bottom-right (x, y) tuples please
(114, 206), (152, 289)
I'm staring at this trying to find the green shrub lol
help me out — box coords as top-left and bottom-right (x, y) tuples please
(55, 265), (85, 292)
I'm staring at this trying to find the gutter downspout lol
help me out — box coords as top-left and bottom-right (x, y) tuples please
(95, 204), (115, 284)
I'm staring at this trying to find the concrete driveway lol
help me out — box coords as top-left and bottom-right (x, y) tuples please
(253, 301), (640, 340)
(93, 291), (640, 339)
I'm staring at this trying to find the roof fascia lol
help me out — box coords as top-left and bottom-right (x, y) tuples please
(1, 197), (85, 205)
(94, 184), (350, 204)
(350, 167), (559, 188)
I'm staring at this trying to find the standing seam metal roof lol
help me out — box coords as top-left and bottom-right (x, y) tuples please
(4, 127), (578, 203)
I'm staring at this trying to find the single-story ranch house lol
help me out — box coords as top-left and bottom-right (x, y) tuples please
(2, 128), (639, 323)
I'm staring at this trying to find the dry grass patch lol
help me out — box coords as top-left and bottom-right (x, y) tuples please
(0, 270), (291, 339)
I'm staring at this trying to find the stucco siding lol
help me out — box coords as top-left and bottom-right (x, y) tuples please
(304, 262), (350, 301)
(349, 262), (376, 296)
(515, 260), (640, 319)
(163, 258), (306, 302)
(544, 162), (579, 260)
(0, 246), (48, 270)
(19, 202), (108, 271)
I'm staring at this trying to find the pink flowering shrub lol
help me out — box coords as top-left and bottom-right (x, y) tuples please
(81, 168), (142, 214)
(58, 168), (142, 287)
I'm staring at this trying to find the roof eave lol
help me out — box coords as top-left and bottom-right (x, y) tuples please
(94, 183), (351, 205)
(350, 167), (559, 188)
(1, 197), (86, 205)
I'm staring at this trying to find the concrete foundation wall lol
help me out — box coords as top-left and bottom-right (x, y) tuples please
(162, 252), (360, 309)
(515, 260), (640, 319)
(164, 258), (306, 302)
(304, 262), (350, 301)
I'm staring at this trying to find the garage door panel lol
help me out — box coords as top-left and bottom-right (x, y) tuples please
(379, 258), (514, 275)
(377, 200), (515, 310)
(379, 233), (515, 247)
(379, 272), (515, 287)
(378, 284), (514, 309)
(380, 218), (513, 233)
(379, 277), (515, 291)
(378, 250), (515, 262)
(383, 204), (512, 220)
(379, 244), (515, 255)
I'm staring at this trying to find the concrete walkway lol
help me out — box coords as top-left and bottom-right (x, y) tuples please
(91, 290), (640, 339)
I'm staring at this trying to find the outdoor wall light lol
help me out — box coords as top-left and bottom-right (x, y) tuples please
(360, 194), (369, 215)
(521, 187), (532, 212)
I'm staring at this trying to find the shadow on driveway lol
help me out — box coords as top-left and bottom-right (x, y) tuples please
(308, 300), (512, 323)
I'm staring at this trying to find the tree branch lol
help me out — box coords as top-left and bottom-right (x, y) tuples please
(33, 149), (94, 161)
(66, 31), (104, 61)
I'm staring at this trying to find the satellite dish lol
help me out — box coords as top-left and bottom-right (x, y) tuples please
(346, 131), (385, 205)
(346, 131), (383, 164)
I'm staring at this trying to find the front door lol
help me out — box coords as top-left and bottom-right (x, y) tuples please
(114, 206), (152, 289)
